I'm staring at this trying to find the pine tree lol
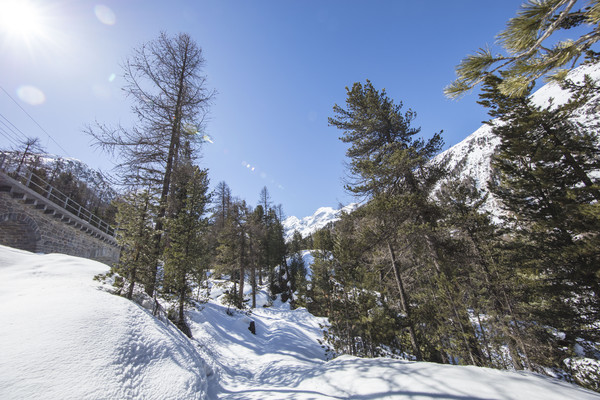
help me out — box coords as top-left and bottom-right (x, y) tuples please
(435, 177), (534, 369)
(446, 0), (600, 98)
(216, 199), (250, 308)
(479, 73), (600, 364)
(163, 154), (210, 336)
(329, 80), (445, 361)
(113, 189), (157, 300)
(213, 181), (233, 230)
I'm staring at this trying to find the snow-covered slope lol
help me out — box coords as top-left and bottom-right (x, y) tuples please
(283, 203), (358, 240)
(0, 245), (208, 400)
(434, 62), (600, 215)
(2, 244), (600, 399)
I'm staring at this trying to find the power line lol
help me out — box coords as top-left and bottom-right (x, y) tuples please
(0, 85), (71, 157)
(0, 128), (20, 147)
(0, 112), (28, 142)
(0, 120), (23, 147)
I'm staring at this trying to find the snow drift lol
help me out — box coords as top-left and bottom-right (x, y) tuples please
(1, 245), (599, 399)
(0, 245), (208, 400)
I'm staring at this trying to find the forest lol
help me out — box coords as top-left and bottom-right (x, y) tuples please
(3, 0), (598, 392)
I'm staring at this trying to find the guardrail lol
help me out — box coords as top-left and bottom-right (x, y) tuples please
(0, 154), (115, 236)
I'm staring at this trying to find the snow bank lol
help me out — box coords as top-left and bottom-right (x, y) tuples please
(188, 282), (600, 399)
(0, 245), (208, 400)
(1, 244), (598, 399)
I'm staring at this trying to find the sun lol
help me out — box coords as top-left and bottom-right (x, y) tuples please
(0, 0), (46, 41)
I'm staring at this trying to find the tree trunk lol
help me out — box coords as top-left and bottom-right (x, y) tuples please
(425, 234), (484, 366)
(146, 45), (190, 297)
(251, 265), (256, 308)
(387, 241), (422, 361)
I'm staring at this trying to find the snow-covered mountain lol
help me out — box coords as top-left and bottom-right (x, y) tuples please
(285, 63), (600, 233)
(283, 203), (359, 240)
(434, 62), (600, 215)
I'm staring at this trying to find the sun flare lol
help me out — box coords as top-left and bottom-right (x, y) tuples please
(0, 0), (47, 43)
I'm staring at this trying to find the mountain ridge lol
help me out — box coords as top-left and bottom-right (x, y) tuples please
(283, 62), (600, 236)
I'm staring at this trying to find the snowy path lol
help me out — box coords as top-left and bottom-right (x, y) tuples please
(187, 300), (600, 400)
(1, 245), (599, 399)
(188, 301), (331, 399)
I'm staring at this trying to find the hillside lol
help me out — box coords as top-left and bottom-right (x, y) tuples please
(0, 151), (116, 199)
(0, 245), (208, 400)
(433, 62), (600, 215)
(2, 244), (599, 399)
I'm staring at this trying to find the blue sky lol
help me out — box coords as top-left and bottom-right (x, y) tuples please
(0, 0), (527, 218)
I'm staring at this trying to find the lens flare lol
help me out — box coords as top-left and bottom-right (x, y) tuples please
(0, 0), (64, 59)
(94, 4), (116, 25)
(17, 85), (46, 105)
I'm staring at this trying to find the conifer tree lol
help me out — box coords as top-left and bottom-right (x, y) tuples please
(87, 32), (214, 297)
(446, 0), (600, 98)
(163, 158), (210, 336)
(329, 80), (445, 360)
(247, 205), (267, 308)
(435, 177), (534, 369)
(479, 74), (600, 352)
(216, 199), (250, 308)
(213, 181), (233, 230)
(114, 189), (157, 300)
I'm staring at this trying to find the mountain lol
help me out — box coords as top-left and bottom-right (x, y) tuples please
(283, 203), (359, 240)
(284, 63), (600, 234)
(433, 62), (600, 216)
(2, 244), (599, 399)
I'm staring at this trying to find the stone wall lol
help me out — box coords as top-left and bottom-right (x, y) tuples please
(0, 177), (120, 265)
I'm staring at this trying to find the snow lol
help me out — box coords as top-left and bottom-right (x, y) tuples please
(283, 203), (359, 240)
(0, 245), (208, 400)
(433, 62), (600, 218)
(1, 244), (599, 399)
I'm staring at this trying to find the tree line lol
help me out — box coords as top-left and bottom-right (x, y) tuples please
(1, 145), (117, 227)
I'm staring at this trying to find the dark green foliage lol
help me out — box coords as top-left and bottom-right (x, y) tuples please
(329, 80), (444, 197)
(163, 161), (211, 334)
(480, 73), (600, 352)
(216, 199), (250, 308)
(113, 189), (157, 300)
(213, 187), (288, 309)
(326, 81), (451, 361)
